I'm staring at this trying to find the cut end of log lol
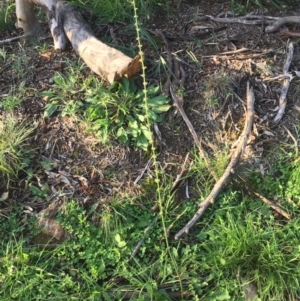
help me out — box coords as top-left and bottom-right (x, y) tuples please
(101, 54), (142, 83)
(114, 55), (142, 81)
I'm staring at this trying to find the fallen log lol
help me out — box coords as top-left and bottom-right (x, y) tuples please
(15, 0), (141, 83)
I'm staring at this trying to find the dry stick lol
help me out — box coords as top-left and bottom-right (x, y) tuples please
(265, 16), (300, 33)
(205, 15), (273, 26)
(174, 83), (255, 240)
(133, 158), (153, 185)
(0, 34), (52, 44)
(237, 175), (291, 219)
(0, 34), (28, 44)
(170, 87), (218, 181)
(283, 125), (299, 156)
(274, 42), (294, 123)
(170, 153), (190, 195)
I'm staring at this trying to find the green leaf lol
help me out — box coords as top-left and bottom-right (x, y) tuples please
(140, 125), (152, 140)
(147, 95), (169, 106)
(114, 234), (126, 248)
(136, 133), (149, 151)
(102, 292), (113, 301)
(44, 103), (58, 117)
(146, 85), (160, 96)
(151, 104), (171, 113)
(40, 160), (53, 171)
(116, 127), (128, 144)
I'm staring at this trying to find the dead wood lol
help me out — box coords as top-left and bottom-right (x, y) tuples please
(0, 34), (28, 44)
(15, 0), (141, 83)
(174, 82), (255, 240)
(170, 87), (219, 181)
(205, 13), (300, 34)
(274, 42), (294, 123)
(205, 14), (274, 26)
(170, 153), (190, 195)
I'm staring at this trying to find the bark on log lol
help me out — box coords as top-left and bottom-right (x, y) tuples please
(15, 0), (141, 83)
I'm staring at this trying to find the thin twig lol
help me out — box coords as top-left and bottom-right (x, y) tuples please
(170, 86), (218, 181)
(283, 125), (298, 156)
(129, 214), (160, 261)
(170, 153), (190, 195)
(238, 175), (291, 219)
(205, 14), (273, 26)
(0, 34), (28, 44)
(237, 175), (291, 219)
(133, 158), (153, 185)
(274, 42), (294, 123)
(175, 82), (255, 240)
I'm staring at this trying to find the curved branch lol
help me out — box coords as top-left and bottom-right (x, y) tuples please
(174, 82), (255, 240)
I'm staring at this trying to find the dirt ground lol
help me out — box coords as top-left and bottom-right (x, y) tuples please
(1, 0), (300, 218)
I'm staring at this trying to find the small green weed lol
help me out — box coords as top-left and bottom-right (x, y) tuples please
(43, 67), (170, 150)
(84, 77), (170, 150)
(42, 70), (85, 118)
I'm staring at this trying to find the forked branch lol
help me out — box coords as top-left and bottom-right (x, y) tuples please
(174, 82), (255, 240)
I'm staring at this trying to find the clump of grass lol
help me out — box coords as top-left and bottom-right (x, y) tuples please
(0, 1), (15, 31)
(0, 114), (36, 187)
(203, 199), (300, 300)
(68, 0), (169, 23)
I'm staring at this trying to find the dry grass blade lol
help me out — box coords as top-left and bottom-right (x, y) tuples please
(174, 82), (255, 240)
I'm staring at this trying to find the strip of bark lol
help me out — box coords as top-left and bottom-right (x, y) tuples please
(174, 82), (255, 240)
(274, 42), (294, 123)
